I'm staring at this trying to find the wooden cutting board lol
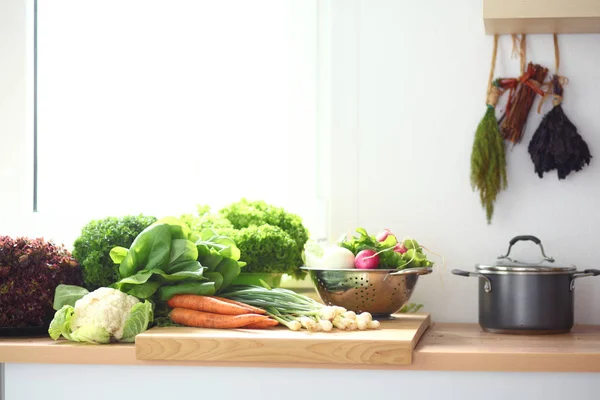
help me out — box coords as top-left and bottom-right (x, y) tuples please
(135, 313), (430, 366)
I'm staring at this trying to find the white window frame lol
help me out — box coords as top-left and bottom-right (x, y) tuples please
(1, 0), (344, 249)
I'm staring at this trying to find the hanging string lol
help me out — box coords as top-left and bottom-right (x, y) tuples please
(554, 33), (560, 73)
(511, 34), (519, 59)
(511, 34), (527, 75)
(486, 34), (499, 105)
(537, 34), (569, 113)
(520, 34), (527, 74)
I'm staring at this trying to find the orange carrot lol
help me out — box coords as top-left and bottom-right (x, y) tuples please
(243, 318), (279, 329)
(170, 308), (268, 329)
(212, 296), (266, 315)
(168, 295), (253, 315)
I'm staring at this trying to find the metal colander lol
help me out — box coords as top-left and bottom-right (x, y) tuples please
(301, 267), (432, 316)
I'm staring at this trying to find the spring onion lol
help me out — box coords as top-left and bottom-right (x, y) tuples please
(220, 285), (380, 332)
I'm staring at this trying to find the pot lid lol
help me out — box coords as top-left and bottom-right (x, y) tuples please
(476, 235), (576, 274)
(476, 259), (576, 273)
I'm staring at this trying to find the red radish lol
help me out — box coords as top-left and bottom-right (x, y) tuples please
(354, 249), (380, 269)
(393, 243), (407, 254)
(376, 229), (392, 242)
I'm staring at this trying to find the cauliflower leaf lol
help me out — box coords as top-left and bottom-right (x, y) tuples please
(53, 284), (89, 310)
(48, 305), (75, 340)
(120, 301), (154, 343)
(70, 325), (111, 344)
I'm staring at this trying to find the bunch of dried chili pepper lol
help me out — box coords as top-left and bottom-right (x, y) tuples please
(500, 62), (548, 144)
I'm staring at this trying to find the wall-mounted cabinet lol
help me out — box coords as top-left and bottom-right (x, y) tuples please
(484, 0), (600, 34)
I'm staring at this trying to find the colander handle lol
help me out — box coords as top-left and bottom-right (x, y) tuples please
(387, 267), (432, 277)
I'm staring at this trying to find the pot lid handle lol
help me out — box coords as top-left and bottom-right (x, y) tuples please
(498, 235), (555, 262)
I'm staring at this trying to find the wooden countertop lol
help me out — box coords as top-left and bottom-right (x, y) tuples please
(2, 322), (600, 372)
(412, 323), (600, 372)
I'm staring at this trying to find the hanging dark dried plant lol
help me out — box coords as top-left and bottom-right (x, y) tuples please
(528, 75), (592, 179)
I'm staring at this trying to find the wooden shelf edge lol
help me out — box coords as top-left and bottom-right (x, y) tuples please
(2, 322), (600, 372)
(483, 0), (600, 34)
(412, 352), (600, 373)
(484, 17), (600, 35)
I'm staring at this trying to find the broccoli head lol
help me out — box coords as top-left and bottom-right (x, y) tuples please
(72, 214), (157, 290)
(219, 224), (303, 278)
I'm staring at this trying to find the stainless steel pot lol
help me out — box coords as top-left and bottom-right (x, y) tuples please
(452, 235), (600, 334)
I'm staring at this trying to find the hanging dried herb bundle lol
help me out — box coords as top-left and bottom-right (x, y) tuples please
(500, 62), (548, 143)
(528, 75), (591, 179)
(470, 90), (507, 223)
(470, 35), (507, 224)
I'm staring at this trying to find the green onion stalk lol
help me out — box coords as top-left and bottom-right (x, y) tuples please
(220, 286), (380, 331)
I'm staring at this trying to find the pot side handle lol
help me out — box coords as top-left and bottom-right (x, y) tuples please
(451, 269), (492, 293)
(570, 269), (600, 291)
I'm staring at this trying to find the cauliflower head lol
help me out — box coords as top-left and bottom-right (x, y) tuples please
(49, 286), (153, 344)
(72, 287), (140, 340)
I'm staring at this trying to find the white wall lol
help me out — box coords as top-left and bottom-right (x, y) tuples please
(327, 0), (600, 324)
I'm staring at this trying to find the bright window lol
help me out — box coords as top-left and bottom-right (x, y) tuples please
(35, 0), (324, 246)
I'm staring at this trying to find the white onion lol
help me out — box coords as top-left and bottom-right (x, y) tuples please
(320, 246), (355, 269)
